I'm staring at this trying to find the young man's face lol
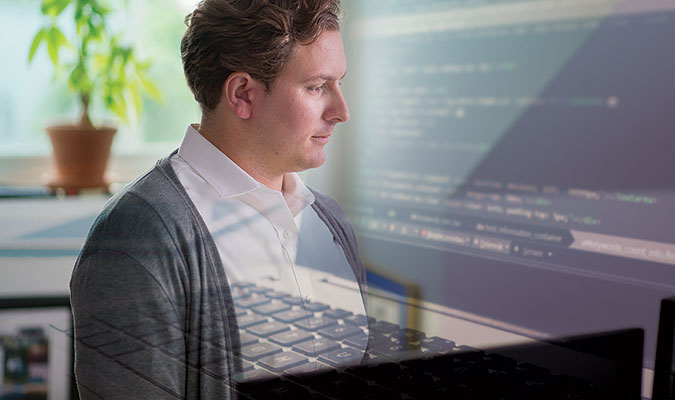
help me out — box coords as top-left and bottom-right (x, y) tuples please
(251, 29), (349, 176)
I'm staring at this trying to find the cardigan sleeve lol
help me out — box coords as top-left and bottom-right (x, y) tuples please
(70, 186), (239, 399)
(71, 250), (190, 399)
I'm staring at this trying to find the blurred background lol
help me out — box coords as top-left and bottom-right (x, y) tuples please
(0, 0), (200, 185)
(2, 0), (675, 398)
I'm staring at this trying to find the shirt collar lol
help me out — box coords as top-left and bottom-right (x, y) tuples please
(283, 172), (316, 216)
(177, 124), (315, 213)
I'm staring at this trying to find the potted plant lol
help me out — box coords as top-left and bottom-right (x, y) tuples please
(28, 0), (161, 194)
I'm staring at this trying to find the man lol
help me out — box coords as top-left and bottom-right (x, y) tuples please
(70, 1), (366, 398)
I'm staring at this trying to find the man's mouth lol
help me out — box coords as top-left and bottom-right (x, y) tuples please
(311, 133), (331, 144)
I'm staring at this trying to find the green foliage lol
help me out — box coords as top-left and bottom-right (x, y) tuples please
(28, 0), (162, 126)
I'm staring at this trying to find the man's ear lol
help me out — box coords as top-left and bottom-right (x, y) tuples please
(223, 72), (258, 119)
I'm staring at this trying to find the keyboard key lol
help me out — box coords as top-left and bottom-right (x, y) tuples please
(241, 375), (312, 398)
(247, 321), (290, 337)
(98, 337), (144, 358)
(265, 290), (290, 300)
(294, 316), (337, 331)
(235, 295), (271, 308)
(202, 360), (228, 379)
(269, 329), (314, 346)
(237, 314), (267, 328)
(306, 370), (368, 396)
(231, 287), (250, 300)
(235, 307), (249, 317)
(303, 302), (330, 312)
(371, 320), (400, 334)
(362, 348), (386, 364)
(79, 331), (122, 348)
(233, 368), (276, 383)
(481, 353), (517, 371)
(207, 357), (253, 376)
(514, 362), (551, 380)
(239, 331), (259, 346)
(120, 321), (166, 337)
(282, 296), (304, 306)
(184, 346), (227, 367)
(273, 309), (308, 323)
(360, 385), (399, 399)
(253, 302), (291, 316)
(162, 338), (188, 357)
(323, 308), (353, 320)
(139, 326), (185, 346)
(420, 336), (456, 352)
(318, 347), (364, 367)
(258, 351), (308, 372)
(282, 361), (331, 377)
(231, 282), (255, 289)
(391, 368), (436, 394)
(401, 328), (426, 342)
(343, 334), (369, 349)
(366, 330), (394, 347)
(343, 314), (372, 327)
(318, 324), (363, 341)
(293, 338), (340, 356)
(240, 360), (255, 372)
(376, 342), (414, 359)
(249, 286), (273, 294)
(241, 342), (283, 361)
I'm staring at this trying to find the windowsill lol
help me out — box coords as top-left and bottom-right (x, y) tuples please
(0, 149), (176, 187)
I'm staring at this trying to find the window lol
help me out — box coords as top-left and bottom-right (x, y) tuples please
(0, 0), (201, 158)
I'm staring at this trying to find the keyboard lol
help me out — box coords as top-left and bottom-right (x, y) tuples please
(228, 281), (604, 399)
(70, 280), (640, 399)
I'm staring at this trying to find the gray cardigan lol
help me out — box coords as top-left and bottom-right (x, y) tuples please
(70, 154), (366, 399)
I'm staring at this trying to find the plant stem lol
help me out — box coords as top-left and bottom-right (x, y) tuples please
(79, 93), (94, 129)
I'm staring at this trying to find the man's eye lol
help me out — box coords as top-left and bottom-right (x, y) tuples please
(309, 84), (325, 94)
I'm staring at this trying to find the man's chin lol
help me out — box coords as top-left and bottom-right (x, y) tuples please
(297, 152), (326, 171)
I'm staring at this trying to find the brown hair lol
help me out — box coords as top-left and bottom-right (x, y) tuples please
(181, 0), (342, 111)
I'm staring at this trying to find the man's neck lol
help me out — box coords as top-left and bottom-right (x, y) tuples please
(248, 165), (285, 192)
(197, 118), (285, 192)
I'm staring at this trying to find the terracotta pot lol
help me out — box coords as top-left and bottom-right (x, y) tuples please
(45, 124), (116, 194)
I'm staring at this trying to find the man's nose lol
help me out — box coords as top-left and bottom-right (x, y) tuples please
(327, 87), (350, 124)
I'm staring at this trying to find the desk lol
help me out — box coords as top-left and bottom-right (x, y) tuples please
(0, 197), (108, 399)
(0, 196), (109, 297)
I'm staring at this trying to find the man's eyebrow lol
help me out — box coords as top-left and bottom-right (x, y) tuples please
(304, 72), (347, 82)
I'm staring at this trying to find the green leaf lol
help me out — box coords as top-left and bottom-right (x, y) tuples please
(46, 29), (60, 66)
(135, 60), (150, 72)
(91, 0), (112, 17)
(68, 61), (91, 93)
(109, 92), (128, 123)
(86, 20), (102, 41)
(45, 26), (70, 66)
(41, 0), (71, 17)
(129, 81), (142, 118)
(92, 53), (106, 70)
(28, 28), (47, 63)
(52, 26), (70, 48)
(138, 73), (163, 102)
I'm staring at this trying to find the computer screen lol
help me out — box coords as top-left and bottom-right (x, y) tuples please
(339, 0), (675, 369)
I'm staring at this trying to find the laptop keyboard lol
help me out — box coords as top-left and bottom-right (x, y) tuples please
(229, 282), (600, 399)
(71, 281), (603, 399)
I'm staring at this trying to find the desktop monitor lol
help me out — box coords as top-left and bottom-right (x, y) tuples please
(653, 295), (675, 400)
(337, 0), (675, 377)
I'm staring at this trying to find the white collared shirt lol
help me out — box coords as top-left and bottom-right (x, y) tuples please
(170, 125), (367, 332)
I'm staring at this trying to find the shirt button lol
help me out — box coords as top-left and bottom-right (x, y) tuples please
(283, 230), (293, 239)
(305, 295), (313, 303)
